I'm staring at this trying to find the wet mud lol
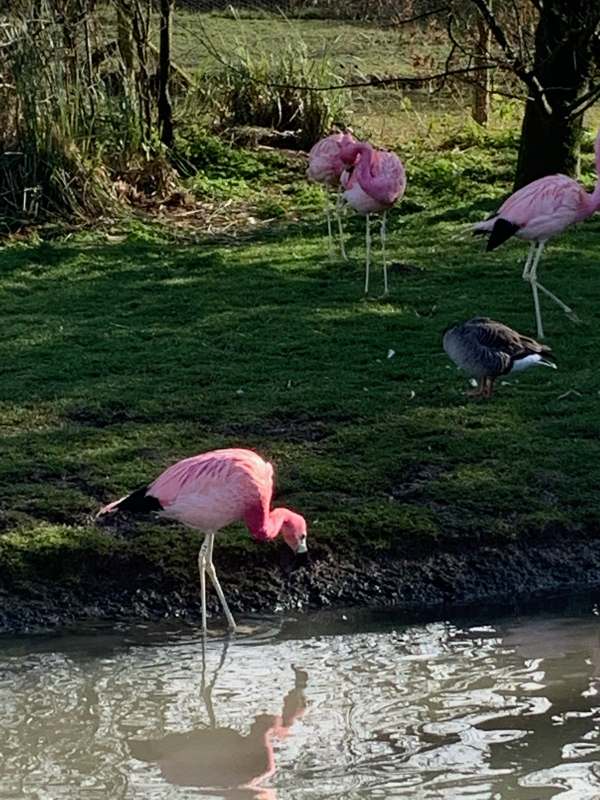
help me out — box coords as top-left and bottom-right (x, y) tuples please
(1, 528), (600, 633)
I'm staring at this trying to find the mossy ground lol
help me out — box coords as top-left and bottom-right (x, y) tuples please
(2, 125), (600, 617)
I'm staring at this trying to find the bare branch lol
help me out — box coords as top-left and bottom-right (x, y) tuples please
(435, 40), (459, 94)
(446, 10), (476, 60)
(567, 83), (600, 117)
(469, 0), (520, 65)
(469, 0), (553, 115)
(244, 63), (499, 93)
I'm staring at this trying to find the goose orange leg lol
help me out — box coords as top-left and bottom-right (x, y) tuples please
(466, 378), (485, 398)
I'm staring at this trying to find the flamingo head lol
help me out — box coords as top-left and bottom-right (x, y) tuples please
(280, 510), (308, 555)
(338, 134), (363, 168)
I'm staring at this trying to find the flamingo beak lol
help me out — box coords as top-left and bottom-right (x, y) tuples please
(293, 536), (310, 569)
(296, 537), (308, 554)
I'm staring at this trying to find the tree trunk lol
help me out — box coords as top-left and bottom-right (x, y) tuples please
(157, 0), (174, 147)
(515, 102), (583, 189)
(514, 0), (600, 189)
(472, 5), (491, 126)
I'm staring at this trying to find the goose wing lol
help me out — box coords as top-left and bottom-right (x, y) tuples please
(444, 317), (551, 377)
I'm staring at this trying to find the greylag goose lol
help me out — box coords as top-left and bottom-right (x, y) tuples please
(443, 317), (557, 398)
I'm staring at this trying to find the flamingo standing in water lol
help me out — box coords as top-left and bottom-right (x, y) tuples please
(474, 129), (600, 338)
(96, 448), (308, 634)
(341, 141), (406, 295)
(307, 131), (357, 260)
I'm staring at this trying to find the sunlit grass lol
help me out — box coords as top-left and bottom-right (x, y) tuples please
(2, 128), (600, 594)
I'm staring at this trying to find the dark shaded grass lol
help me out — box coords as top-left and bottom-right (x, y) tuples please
(2, 195), (600, 591)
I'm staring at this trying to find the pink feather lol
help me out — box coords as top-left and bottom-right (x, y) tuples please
(474, 129), (600, 243)
(98, 448), (307, 547)
(307, 131), (357, 188)
(342, 143), (406, 215)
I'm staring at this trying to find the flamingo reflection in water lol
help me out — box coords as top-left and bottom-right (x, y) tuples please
(129, 640), (307, 799)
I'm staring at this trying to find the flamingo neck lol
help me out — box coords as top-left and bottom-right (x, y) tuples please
(354, 142), (375, 182)
(244, 506), (290, 541)
(588, 184), (600, 215)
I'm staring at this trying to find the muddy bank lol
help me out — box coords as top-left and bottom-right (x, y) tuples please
(1, 528), (600, 634)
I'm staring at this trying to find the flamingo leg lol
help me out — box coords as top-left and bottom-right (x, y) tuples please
(325, 203), (334, 260)
(528, 241), (579, 335)
(522, 241), (536, 280)
(335, 189), (347, 261)
(534, 281), (579, 318)
(198, 535), (210, 634)
(206, 532), (237, 632)
(380, 211), (388, 296)
(527, 241), (545, 339)
(364, 214), (371, 295)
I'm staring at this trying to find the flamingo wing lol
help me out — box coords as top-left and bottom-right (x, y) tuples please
(498, 174), (585, 236)
(307, 132), (356, 186)
(149, 449), (274, 532)
(359, 150), (406, 206)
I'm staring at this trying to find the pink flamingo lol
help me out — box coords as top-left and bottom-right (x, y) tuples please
(474, 130), (600, 338)
(307, 131), (357, 260)
(96, 448), (308, 633)
(341, 141), (407, 295)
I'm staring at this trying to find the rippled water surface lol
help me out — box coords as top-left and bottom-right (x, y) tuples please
(2, 598), (600, 799)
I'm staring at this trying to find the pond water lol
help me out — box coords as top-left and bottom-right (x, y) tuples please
(1, 597), (600, 800)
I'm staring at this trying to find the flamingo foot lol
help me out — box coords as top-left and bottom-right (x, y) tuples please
(565, 308), (581, 324)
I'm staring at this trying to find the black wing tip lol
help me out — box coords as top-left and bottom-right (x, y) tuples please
(487, 218), (520, 251)
(115, 485), (163, 514)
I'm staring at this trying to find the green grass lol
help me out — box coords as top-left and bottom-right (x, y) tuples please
(2, 129), (600, 592)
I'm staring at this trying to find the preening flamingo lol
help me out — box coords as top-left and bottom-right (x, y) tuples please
(443, 317), (556, 398)
(96, 448), (308, 633)
(341, 141), (406, 295)
(307, 131), (357, 260)
(474, 129), (600, 338)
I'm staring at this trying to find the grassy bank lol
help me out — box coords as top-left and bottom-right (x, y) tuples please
(2, 129), (600, 620)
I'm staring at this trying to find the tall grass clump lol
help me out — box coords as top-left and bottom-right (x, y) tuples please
(201, 36), (350, 150)
(0, 0), (156, 226)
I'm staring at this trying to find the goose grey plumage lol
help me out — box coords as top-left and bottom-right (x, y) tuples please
(443, 317), (557, 398)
